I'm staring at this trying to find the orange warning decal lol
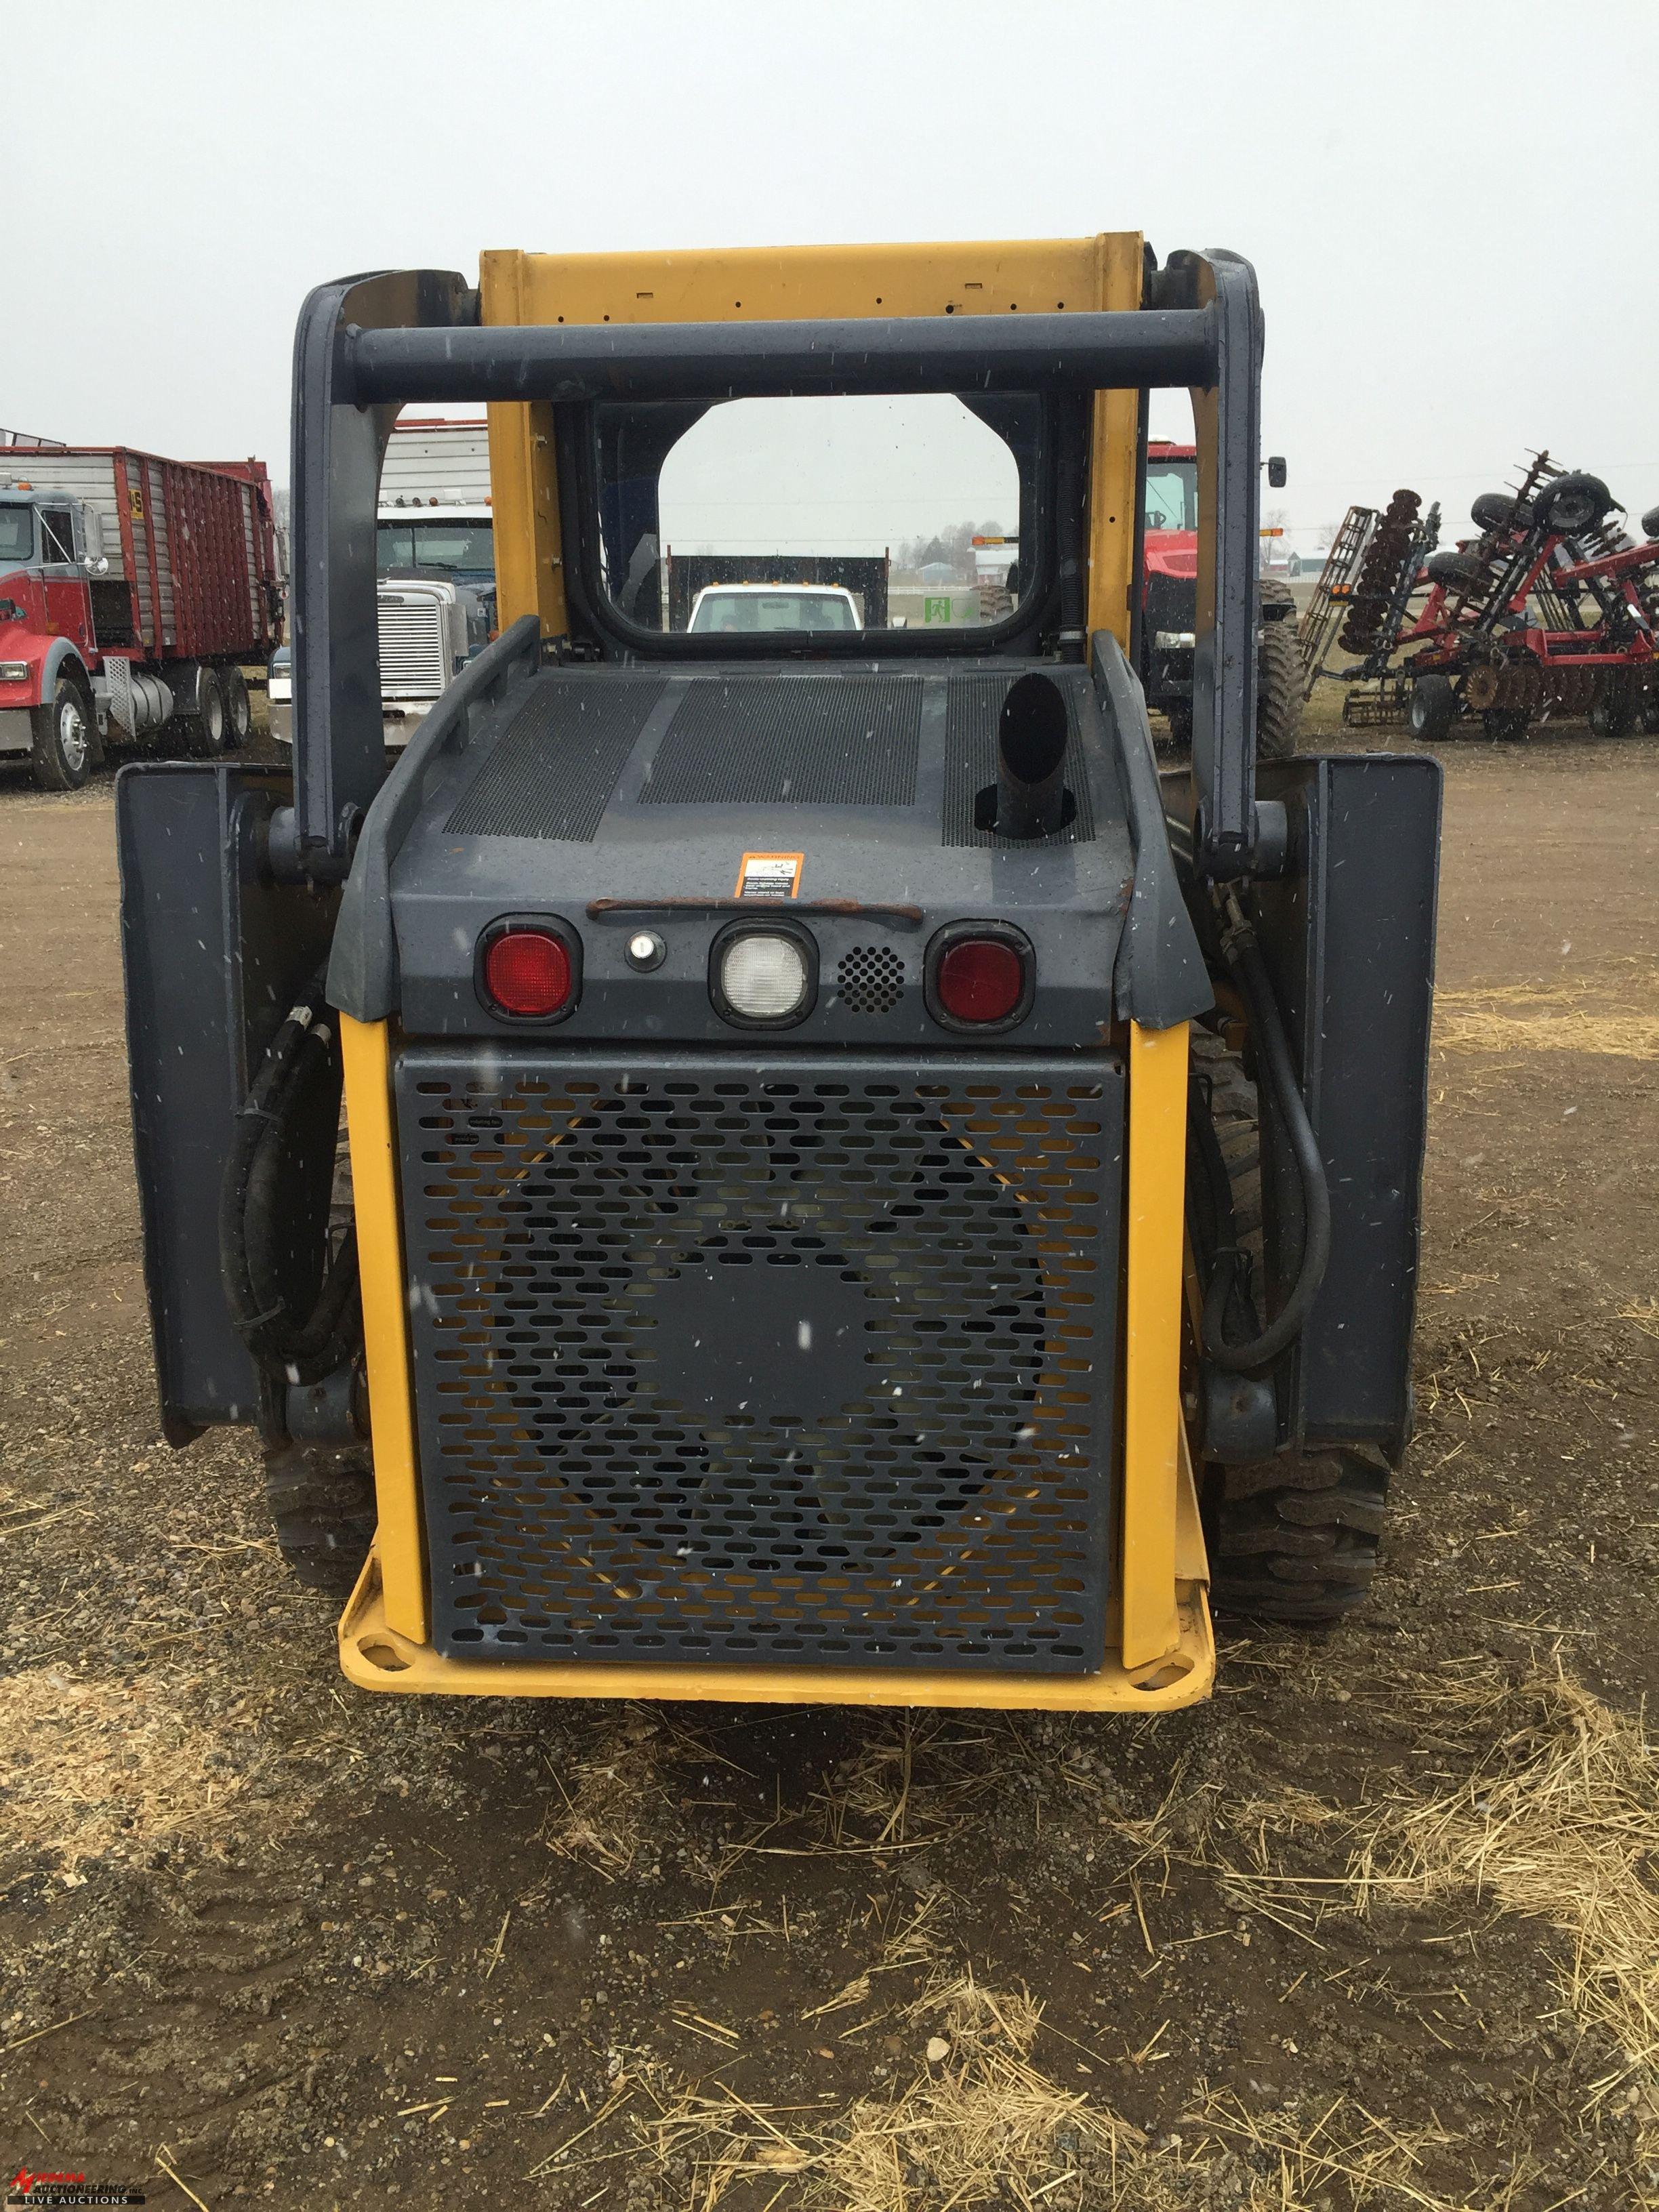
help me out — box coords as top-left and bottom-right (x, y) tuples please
(735, 851), (804, 899)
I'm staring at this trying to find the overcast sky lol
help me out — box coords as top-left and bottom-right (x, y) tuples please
(7, 1), (1656, 551)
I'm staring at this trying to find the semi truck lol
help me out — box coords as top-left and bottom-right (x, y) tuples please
(0, 445), (281, 788)
(270, 422), (497, 750)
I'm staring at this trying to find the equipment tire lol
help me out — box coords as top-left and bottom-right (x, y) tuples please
(221, 665), (251, 746)
(1407, 672), (1456, 741)
(29, 674), (95, 791)
(1641, 691), (1659, 735)
(1164, 697), (1193, 747)
(174, 664), (228, 757)
(1590, 689), (1631, 740)
(1256, 590), (1302, 760)
(1470, 492), (1519, 533)
(1535, 471), (1614, 540)
(1191, 1031), (1393, 1624)
(265, 1443), (375, 1596)
(1483, 708), (1531, 741)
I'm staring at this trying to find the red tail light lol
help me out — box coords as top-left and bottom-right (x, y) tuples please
(932, 934), (1029, 1026)
(481, 926), (575, 1018)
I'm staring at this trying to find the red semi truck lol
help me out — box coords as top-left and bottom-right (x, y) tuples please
(0, 443), (281, 789)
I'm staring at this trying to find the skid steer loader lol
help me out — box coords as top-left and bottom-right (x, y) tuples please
(117, 235), (1440, 1713)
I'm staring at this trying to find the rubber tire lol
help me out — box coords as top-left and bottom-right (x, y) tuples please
(177, 665), (228, 758)
(29, 675), (95, 791)
(1256, 596), (1302, 760)
(1641, 693), (1659, 735)
(1470, 492), (1519, 533)
(1426, 549), (1483, 588)
(1209, 1450), (1393, 1623)
(1590, 689), (1632, 740)
(1483, 708), (1532, 741)
(1191, 1031), (1394, 1626)
(1642, 505), (1659, 546)
(1164, 697), (1193, 747)
(1408, 672), (1456, 741)
(1535, 472), (1613, 540)
(265, 1443), (375, 1597)
(221, 665), (251, 746)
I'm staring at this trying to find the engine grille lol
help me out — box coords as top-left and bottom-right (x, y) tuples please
(396, 1050), (1123, 1673)
(378, 593), (449, 697)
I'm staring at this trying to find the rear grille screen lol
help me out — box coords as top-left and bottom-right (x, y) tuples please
(641, 677), (923, 806)
(396, 1050), (1123, 1673)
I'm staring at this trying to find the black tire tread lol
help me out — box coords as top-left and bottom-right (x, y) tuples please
(1193, 1032), (1394, 1626)
(266, 1442), (375, 1597)
(1256, 603), (1302, 760)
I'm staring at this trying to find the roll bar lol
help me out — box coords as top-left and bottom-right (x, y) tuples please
(285, 250), (1268, 882)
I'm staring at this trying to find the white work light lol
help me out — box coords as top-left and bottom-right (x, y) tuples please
(716, 929), (813, 1024)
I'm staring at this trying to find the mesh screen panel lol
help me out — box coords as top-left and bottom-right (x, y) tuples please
(641, 677), (923, 806)
(445, 677), (668, 841)
(396, 1050), (1122, 1672)
(942, 674), (1097, 848)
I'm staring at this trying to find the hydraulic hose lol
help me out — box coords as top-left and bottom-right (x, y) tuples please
(219, 972), (361, 1386)
(1201, 892), (1331, 1373)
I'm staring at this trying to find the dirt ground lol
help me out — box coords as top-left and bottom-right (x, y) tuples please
(1, 716), (1656, 2211)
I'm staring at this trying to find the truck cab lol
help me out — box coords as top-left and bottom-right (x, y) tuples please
(0, 486), (108, 781)
(686, 581), (863, 634)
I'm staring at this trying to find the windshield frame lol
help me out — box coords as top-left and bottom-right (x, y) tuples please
(554, 390), (1077, 662)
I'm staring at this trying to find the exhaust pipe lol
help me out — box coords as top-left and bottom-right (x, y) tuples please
(995, 671), (1069, 840)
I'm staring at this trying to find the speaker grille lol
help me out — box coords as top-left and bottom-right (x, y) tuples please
(836, 945), (905, 1014)
(396, 1050), (1122, 1673)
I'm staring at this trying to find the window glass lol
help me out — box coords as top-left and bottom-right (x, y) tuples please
(591, 392), (1037, 634)
(1144, 462), (1197, 533)
(39, 508), (75, 563)
(0, 507), (33, 565)
(377, 520), (495, 577)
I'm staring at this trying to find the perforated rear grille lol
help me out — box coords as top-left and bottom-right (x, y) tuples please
(641, 676), (923, 806)
(378, 596), (449, 697)
(396, 1050), (1122, 1672)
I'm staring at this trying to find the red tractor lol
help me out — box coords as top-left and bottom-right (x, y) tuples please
(1139, 440), (1300, 754)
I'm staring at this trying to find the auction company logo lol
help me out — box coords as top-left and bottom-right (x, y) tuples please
(7, 2173), (143, 2207)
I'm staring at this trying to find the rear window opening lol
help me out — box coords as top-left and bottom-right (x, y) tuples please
(585, 392), (1042, 641)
